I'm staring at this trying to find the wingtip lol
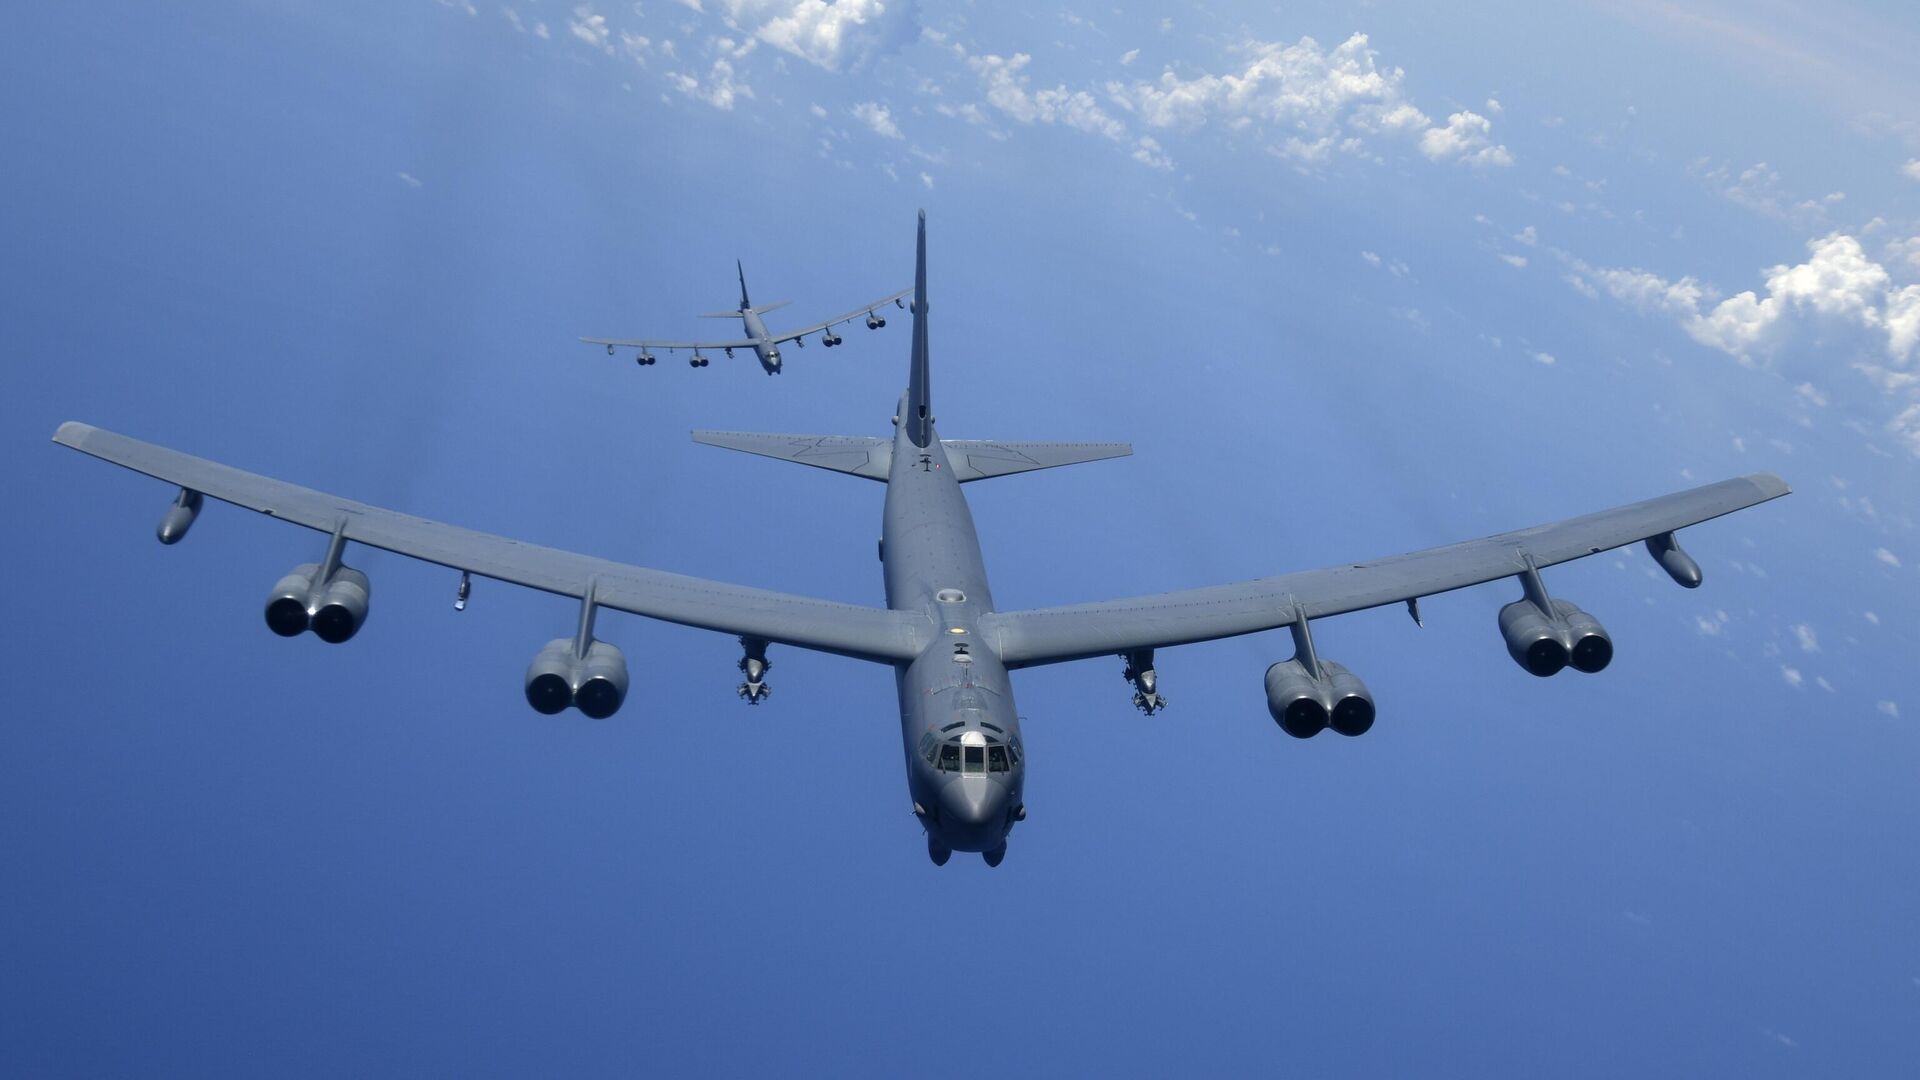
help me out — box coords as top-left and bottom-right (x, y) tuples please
(1748, 471), (1791, 498)
(53, 420), (94, 446)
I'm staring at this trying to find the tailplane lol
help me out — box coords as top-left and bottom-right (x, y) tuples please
(692, 431), (1131, 483)
(699, 261), (790, 317)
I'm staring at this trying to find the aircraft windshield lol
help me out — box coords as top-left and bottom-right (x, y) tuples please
(921, 729), (1019, 773)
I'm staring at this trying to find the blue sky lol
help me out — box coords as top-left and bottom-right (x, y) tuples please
(3, 1), (1918, 1075)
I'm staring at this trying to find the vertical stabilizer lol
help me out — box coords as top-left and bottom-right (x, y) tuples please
(905, 211), (932, 448)
(736, 259), (751, 311)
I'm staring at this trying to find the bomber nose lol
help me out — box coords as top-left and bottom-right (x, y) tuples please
(938, 780), (1006, 847)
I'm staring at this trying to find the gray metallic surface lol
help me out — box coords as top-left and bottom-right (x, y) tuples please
(979, 471), (1788, 668)
(50, 209), (1794, 864)
(578, 260), (909, 374)
(689, 431), (1134, 484)
(51, 422), (930, 663)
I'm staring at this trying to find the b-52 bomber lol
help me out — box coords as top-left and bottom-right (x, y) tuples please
(52, 211), (1788, 867)
(581, 260), (908, 375)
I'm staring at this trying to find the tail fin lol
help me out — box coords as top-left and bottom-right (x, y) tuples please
(905, 211), (932, 448)
(736, 259), (751, 311)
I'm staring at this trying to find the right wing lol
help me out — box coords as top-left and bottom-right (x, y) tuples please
(770, 287), (912, 343)
(579, 335), (760, 353)
(980, 473), (1789, 668)
(52, 423), (930, 664)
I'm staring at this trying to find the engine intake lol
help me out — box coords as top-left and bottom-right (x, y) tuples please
(1265, 658), (1374, 739)
(524, 637), (629, 718)
(1498, 597), (1611, 676)
(264, 562), (371, 643)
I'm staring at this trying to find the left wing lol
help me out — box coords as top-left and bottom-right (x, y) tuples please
(979, 473), (1789, 668)
(770, 287), (911, 344)
(52, 423), (929, 663)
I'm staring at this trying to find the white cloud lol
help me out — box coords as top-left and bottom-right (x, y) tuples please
(1104, 33), (1507, 168)
(1878, 700), (1902, 718)
(1874, 547), (1902, 568)
(396, 172), (423, 188)
(852, 101), (903, 139)
(729, 0), (898, 72)
(1130, 136), (1173, 170)
(1791, 623), (1820, 653)
(1499, 253), (1528, 269)
(1904, 159), (1920, 181)
(1419, 110), (1513, 166)
(1514, 225), (1537, 246)
(1120, 48), (1139, 66)
(1886, 236), (1920, 273)
(534, 21), (550, 39)
(1864, 610), (1880, 625)
(669, 57), (752, 109)
(569, 5), (611, 51)
(1569, 233), (1920, 452)
(1529, 350), (1556, 365)
(967, 52), (1128, 141)
(502, 7), (526, 33)
(809, 102), (828, 118)
(1794, 382), (1829, 407)
(1780, 665), (1804, 688)
(920, 171), (933, 189)
(1360, 250), (1382, 267)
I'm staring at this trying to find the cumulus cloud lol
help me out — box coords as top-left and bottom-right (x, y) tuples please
(1568, 233), (1920, 453)
(1905, 159), (1920, 181)
(721, 0), (902, 71)
(1780, 665), (1804, 688)
(1499, 253), (1528, 268)
(966, 51), (1129, 141)
(1103, 33), (1508, 167)
(1529, 350), (1556, 365)
(396, 171), (423, 188)
(1791, 623), (1820, 652)
(851, 101), (903, 138)
(569, 4), (611, 51)
(1419, 110), (1513, 166)
(669, 57), (752, 109)
(1879, 700), (1902, 718)
(1874, 547), (1902, 568)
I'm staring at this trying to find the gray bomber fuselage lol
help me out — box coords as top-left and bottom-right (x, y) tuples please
(882, 403), (1024, 855)
(739, 308), (783, 374)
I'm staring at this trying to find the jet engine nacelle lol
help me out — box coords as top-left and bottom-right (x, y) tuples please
(264, 563), (371, 643)
(524, 637), (630, 719)
(1265, 658), (1375, 739)
(1498, 598), (1612, 677)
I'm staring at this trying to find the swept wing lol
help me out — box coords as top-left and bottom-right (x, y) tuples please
(979, 473), (1789, 668)
(52, 422), (929, 663)
(578, 335), (760, 352)
(767, 287), (912, 344)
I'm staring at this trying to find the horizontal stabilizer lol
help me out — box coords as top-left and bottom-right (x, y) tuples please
(698, 310), (746, 319)
(692, 431), (892, 481)
(942, 440), (1132, 482)
(751, 300), (793, 316)
(692, 431), (1131, 484)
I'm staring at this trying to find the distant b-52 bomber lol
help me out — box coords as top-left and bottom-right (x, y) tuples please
(53, 212), (1788, 867)
(581, 260), (908, 375)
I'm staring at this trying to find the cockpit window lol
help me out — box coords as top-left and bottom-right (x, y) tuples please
(963, 744), (985, 774)
(987, 745), (1008, 772)
(918, 731), (938, 764)
(938, 743), (960, 770)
